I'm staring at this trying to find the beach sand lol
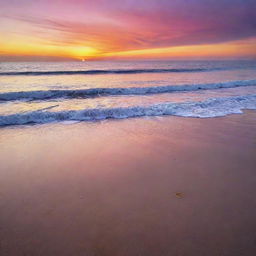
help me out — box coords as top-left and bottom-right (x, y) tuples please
(0, 111), (256, 256)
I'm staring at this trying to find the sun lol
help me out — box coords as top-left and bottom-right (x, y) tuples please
(69, 46), (99, 60)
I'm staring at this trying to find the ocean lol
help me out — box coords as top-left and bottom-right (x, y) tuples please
(0, 60), (256, 126)
(1, 60), (256, 256)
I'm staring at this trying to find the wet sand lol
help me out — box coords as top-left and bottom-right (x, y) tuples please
(0, 111), (256, 256)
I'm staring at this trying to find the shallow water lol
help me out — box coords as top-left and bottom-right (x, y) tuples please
(0, 60), (256, 126)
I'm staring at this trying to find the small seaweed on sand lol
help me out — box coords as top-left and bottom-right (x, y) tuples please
(175, 192), (184, 198)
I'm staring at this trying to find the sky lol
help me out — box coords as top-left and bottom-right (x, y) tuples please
(0, 0), (256, 61)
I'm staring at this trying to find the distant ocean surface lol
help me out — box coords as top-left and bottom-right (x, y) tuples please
(0, 60), (256, 126)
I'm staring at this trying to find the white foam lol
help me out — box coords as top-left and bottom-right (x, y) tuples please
(0, 95), (255, 126)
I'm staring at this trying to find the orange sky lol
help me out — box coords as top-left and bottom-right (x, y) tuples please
(0, 0), (256, 61)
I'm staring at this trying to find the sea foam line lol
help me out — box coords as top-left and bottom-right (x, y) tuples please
(0, 94), (255, 126)
(0, 67), (224, 76)
(0, 80), (256, 102)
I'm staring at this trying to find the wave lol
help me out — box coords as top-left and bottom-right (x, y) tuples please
(1, 80), (256, 101)
(1, 95), (255, 126)
(0, 67), (226, 76)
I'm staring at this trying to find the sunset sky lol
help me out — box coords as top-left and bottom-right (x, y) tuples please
(0, 0), (256, 61)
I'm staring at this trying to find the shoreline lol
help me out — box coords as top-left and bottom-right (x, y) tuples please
(1, 111), (256, 256)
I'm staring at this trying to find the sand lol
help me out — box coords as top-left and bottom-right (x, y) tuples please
(0, 111), (256, 256)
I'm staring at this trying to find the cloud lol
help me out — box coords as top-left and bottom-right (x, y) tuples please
(1, 0), (256, 57)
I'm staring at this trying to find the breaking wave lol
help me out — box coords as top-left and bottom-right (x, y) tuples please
(1, 80), (255, 101)
(1, 95), (255, 126)
(0, 67), (226, 76)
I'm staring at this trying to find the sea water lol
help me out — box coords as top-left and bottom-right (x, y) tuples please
(0, 60), (256, 126)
